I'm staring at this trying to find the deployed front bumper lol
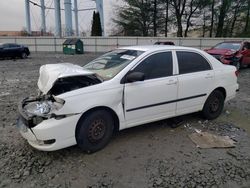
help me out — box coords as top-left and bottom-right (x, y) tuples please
(17, 98), (81, 151)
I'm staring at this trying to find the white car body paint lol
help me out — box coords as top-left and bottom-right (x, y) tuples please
(17, 46), (239, 151)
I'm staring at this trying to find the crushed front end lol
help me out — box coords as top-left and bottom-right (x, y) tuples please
(17, 63), (102, 151)
(17, 94), (80, 150)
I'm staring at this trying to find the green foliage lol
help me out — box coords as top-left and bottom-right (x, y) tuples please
(91, 11), (102, 36)
(113, 0), (159, 36)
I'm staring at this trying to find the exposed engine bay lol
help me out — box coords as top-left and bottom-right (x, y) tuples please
(48, 75), (102, 95)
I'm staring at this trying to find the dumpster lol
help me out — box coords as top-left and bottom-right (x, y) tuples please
(63, 38), (84, 55)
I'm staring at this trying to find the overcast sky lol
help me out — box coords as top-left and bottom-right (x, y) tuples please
(0, 0), (121, 35)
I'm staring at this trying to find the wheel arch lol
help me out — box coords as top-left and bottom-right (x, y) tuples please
(75, 106), (120, 137)
(202, 86), (227, 109)
(204, 86), (226, 108)
(212, 87), (226, 99)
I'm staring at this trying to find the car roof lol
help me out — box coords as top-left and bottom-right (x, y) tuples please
(119, 45), (197, 52)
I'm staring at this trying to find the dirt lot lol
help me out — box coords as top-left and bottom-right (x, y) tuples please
(0, 53), (250, 188)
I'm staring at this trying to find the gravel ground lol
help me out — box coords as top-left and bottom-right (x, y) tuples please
(0, 53), (250, 188)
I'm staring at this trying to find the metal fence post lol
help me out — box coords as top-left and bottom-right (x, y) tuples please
(95, 37), (97, 53)
(34, 38), (37, 53)
(54, 38), (57, 52)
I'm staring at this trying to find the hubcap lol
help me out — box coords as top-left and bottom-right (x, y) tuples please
(88, 119), (106, 143)
(209, 98), (220, 113)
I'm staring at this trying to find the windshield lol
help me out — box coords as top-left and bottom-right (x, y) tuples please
(83, 49), (144, 80)
(214, 43), (241, 50)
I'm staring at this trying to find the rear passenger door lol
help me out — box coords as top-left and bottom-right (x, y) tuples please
(175, 51), (214, 115)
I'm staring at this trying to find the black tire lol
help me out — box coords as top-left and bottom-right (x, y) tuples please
(202, 90), (225, 120)
(76, 110), (114, 153)
(21, 52), (27, 59)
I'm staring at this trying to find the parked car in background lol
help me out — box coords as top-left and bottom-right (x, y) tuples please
(205, 41), (250, 69)
(154, 41), (175, 45)
(0, 43), (30, 59)
(17, 46), (238, 153)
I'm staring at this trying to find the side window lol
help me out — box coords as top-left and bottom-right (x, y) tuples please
(3, 44), (9, 48)
(133, 52), (173, 80)
(177, 51), (211, 74)
(9, 44), (16, 48)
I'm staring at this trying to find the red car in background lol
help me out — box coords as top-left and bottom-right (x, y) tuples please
(205, 41), (250, 70)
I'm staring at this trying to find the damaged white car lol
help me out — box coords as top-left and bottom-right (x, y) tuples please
(17, 46), (239, 153)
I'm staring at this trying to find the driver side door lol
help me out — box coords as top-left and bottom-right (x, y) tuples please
(124, 51), (178, 128)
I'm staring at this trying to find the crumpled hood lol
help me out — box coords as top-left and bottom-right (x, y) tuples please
(38, 63), (94, 94)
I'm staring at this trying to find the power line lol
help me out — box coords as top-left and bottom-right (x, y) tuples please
(29, 0), (95, 11)
(29, 0), (64, 10)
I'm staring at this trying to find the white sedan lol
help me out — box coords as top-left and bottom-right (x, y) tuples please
(17, 46), (239, 152)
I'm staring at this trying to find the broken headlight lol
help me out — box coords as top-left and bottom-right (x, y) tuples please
(24, 97), (64, 117)
(26, 101), (51, 115)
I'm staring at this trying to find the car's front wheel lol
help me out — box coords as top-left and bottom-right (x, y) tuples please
(76, 109), (114, 153)
(202, 90), (225, 120)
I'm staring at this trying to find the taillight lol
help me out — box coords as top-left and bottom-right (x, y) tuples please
(235, 70), (239, 77)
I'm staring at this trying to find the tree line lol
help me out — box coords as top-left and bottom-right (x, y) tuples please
(113, 0), (250, 37)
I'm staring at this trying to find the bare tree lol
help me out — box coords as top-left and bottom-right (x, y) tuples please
(216, 0), (232, 37)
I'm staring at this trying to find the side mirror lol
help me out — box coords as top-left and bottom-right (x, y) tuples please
(125, 72), (145, 83)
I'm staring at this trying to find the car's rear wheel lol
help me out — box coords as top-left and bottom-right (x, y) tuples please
(21, 52), (28, 59)
(76, 110), (114, 153)
(202, 90), (225, 120)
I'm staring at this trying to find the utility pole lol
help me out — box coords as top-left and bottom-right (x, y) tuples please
(74, 0), (79, 36)
(25, 0), (31, 35)
(40, 0), (46, 35)
(54, 0), (62, 37)
(64, 0), (73, 36)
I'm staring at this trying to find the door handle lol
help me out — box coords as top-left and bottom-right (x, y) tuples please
(167, 80), (177, 85)
(205, 73), (213, 79)
(205, 76), (213, 79)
